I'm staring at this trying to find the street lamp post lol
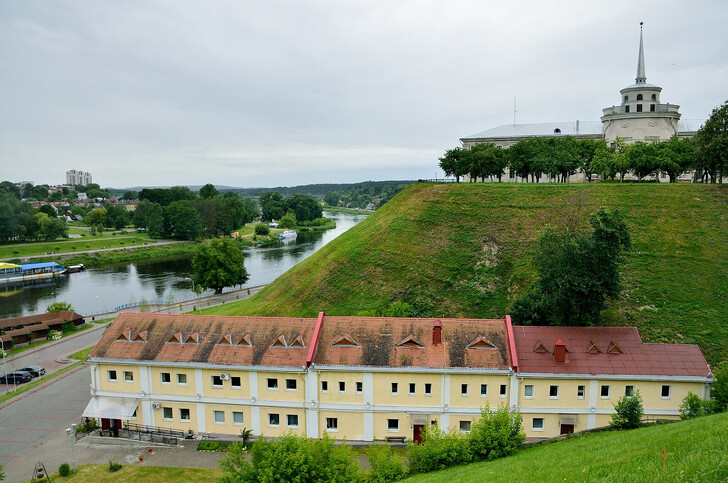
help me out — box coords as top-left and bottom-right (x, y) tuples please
(95, 295), (107, 315)
(65, 423), (77, 474)
(186, 277), (197, 298)
(1, 338), (8, 394)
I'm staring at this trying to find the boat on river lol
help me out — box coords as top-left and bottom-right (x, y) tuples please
(278, 230), (297, 241)
(0, 261), (66, 284)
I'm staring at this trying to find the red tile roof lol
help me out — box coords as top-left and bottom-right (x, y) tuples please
(512, 326), (712, 378)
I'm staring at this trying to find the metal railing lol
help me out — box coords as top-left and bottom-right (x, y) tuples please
(119, 422), (186, 445)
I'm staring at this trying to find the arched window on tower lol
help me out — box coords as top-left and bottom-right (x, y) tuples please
(554, 128), (561, 134)
(637, 94), (643, 101)
(651, 94), (656, 100)
(624, 95), (629, 102)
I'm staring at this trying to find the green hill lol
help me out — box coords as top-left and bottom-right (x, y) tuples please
(201, 183), (728, 365)
(403, 412), (728, 482)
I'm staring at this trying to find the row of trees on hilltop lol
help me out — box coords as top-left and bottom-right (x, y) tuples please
(440, 101), (728, 183)
(259, 192), (322, 223)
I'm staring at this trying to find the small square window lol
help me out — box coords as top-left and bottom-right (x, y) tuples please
(287, 414), (299, 428)
(286, 379), (297, 391)
(231, 376), (241, 389)
(409, 383), (416, 395)
(269, 413), (280, 426)
(500, 384), (507, 397)
(123, 371), (134, 382)
(356, 381), (363, 394)
(601, 385), (610, 399)
(321, 380), (328, 392)
(179, 408), (190, 421)
(459, 420), (471, 432)
(233, 412), (244, 425)
(177, 373), (187, 385)
(549, 385), (559, 399)
(162, 407), (173, 420)
(326, 417), (338, 431)
(424, 383), (432, 396)
(461, 383), (468, 396)
(577, 385), (585, 399)
(107, 370), (117, 382)
(532, 418), (544, 431)
(391, 382), (398, 395)
(625, 385), (635, 396)
(212, 375), (223, 387)
(661, 385), (671, 399)
(161, 372), (171, 384)
(213, 410), (225, 424)
(480, 384), (488, 397)
(267, 378), (278, 390)
(338, 381), (346, 393)
(524, 385), (534, 398)
(387, 419), (399, 431)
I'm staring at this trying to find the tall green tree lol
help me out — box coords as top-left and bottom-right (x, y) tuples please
(191, 237), (249, 294)
(627, 141), (660, 180)
(439, 147), (467, 182)
(260, 191), (286, 221)
(695, 100), (728, 183)
(198, 183), (219, 199)
(658, 136), (695, 183)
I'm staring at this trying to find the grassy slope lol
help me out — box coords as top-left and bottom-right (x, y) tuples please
(200, 183), (728, 365)
(404, 412), (728, 482)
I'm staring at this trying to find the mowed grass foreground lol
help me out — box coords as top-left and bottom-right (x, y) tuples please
(199, 183), (728, 365)
(404, 412), (728, 483)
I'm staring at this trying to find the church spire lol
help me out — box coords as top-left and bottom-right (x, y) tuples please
(636, 22), (646, 84)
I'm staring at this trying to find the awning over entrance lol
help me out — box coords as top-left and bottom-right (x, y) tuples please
(82, 396), (140, 420)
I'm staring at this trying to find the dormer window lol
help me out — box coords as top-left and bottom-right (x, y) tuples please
(553, 128), (561, 134)
(637, 94), (643, 101)
(396, 334), (424, 349)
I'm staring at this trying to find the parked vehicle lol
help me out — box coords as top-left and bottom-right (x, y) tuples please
(19, 365), (46, 377)
(0, 371), (33, 384)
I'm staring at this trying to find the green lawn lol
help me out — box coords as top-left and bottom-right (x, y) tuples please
(404, 412), (728, 482)
(0, 234), (155, 259)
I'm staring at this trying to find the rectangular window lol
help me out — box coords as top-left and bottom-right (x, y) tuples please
(326, 417), (338, 431)
(212, 375), (223, 387)
(636, 104), (643, 112)
(286, 379), (297, 391)
(650, 104), (656, 112)
(532, 418), (544, 431)
(459, 420), (471, 432)
(577, 385), (585, 399)
(162, 407), (173, 420)
(177, 373), (187, 385)
(625, 385), (635, 396)
(461, 383), (468, 396)
(500, 384), (507, 397)
(549, 385), (559, 399)
(524, 385), (534, 398)
(233, 412), (244, 425)
(661, 385), (671, 399)
(231, 376), (241, 389)
(601, 385), (610, 399)
(287, 414), (299, 428)
(625, 105), (630, 113)
(123, 371), (134, 382)
(391, 382), (398, 395)
(338, 381), (346, 393)
(161, 372), (171, 384)
(425, 383), (432, 396)
(179, 408), (190, 421)
(213, 410), (225, 424)
(356, 381), (363, 394)
(107, 370), (117, 382)
(409, 383), (416, 395)
(321, 380), (328, 393)
(480, 384), (488, 397)
(269, 413), (280, 426)
(267, 378), (278, 390)
(387, 419), (399, 431)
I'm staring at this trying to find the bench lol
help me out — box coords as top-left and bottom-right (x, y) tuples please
(385, 436), (406, 444)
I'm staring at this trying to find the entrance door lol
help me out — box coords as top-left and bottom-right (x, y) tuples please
(560, 424), (574, 435)
(101, 418), (110, 430)
(413, 425), (424, 443)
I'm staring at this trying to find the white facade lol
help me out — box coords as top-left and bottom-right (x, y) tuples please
(66, 169), (93, 186)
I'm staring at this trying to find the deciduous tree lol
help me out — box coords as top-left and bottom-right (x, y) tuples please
(191, 238), (249, 294)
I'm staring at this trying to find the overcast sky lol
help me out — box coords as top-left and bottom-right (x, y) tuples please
(1, 1), (726, 189)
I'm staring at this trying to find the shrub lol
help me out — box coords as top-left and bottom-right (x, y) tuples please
(610, 390), (644, 429)
(61, 321), (76, 333)
(254, 223), (270, 236)
(364, 444), (406, 482)
(197, 441), (221, 451)
(407, 425), (472, 474)
(47, 301), (74, 313)
(711, 361), (728, 413)
(108, 460), (122, 472)
(680, 391), (707, 419)
(239, 427), (253, 447)
(58, 462), (71, 477)
(468, 404), (525, 460)
(47, 330), (62, 341)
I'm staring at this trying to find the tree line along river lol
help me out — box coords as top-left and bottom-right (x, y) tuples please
(0, 212), (368, 319)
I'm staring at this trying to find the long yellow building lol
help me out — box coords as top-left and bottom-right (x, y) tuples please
(84, 312), (713, 441)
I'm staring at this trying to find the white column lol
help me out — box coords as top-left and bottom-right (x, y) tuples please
(363, 372), (374, 441)
(587, 379), (598, 429)
(442, 373), (451, 430)
(139, 367), (153, 427)
(509, 374), (519, 409)
(195, 369), (204, 398)
(249, 371), (260, 435)
(197, 403), (206, 433)
(305, 369), (318, 438)
(248, 371), (258, 400)
(364, 411), (374, 441)
(251, 406), (261, 435)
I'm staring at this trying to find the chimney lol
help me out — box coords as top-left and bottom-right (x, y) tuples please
(432, 319), (442, 345)
(554, 339), (566, 363)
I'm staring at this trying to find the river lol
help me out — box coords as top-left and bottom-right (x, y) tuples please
(0, 212), (368, 318)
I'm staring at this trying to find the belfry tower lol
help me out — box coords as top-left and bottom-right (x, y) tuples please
(601, 22), (681, 145)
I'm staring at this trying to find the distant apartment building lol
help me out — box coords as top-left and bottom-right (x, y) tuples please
(66, 170), (92, 186)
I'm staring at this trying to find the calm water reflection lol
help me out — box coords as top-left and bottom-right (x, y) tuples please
(0, 212), (367, 318)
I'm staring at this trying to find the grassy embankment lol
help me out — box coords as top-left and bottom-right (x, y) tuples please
(199, 183), (728, 366)
(404, 412), (728, 482)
